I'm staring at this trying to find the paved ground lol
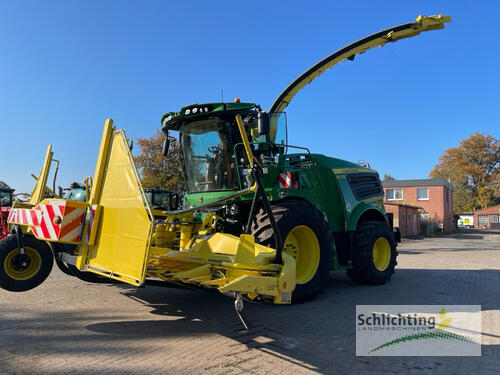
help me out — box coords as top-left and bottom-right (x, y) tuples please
(1, 229), (499, 374)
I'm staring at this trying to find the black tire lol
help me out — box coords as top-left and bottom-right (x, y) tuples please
(251, 200), (333, 303)
(0, 234), (54, 292)
(347, 221), (397, 285)
(51, 243), (112, 283)
(50, 244), (75, 277)
(54, 258), (75, 276)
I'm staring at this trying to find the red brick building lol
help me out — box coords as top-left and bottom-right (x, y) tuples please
(382, 178), (454, 232)
(474, 204), (500, 229)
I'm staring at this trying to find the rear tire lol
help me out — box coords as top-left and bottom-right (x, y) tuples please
(347, 221), (397, 285)
(252, 200), (333, 303)
(0, 234), (54, 292)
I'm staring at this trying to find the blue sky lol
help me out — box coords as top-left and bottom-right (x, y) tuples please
(0, 1), (498, 193)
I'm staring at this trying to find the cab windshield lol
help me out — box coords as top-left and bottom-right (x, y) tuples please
(68, 188), (86, 202)
(180, 119), (239, 193)
(0, 191), (12, 207)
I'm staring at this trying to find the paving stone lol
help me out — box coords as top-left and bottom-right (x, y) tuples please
(0, 229), (498, 374)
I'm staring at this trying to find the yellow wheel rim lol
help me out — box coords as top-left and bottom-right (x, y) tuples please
(283, 225), (320, 284)
(3, 247), (42, 280)
(373, 237), (391, 271)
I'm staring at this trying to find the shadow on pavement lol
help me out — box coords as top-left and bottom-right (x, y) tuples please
(0, 268), (498, 374)
(81, 268), (500, 373)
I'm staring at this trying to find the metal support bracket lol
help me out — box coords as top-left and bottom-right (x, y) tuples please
(234, 293), (249, 331)
(12, 224), (25, 255)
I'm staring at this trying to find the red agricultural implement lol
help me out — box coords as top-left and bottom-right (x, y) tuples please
(0, 188), (15, 240)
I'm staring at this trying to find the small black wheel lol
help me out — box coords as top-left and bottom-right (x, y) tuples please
(52, 243), (117, 284)
(55, 258), (75, 276)
(347, 221), (397, 285)
(0, 234), (54, 292)
(252, 200), (333, 303)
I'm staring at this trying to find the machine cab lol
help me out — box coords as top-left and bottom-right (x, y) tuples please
(162, 102), (287, 195)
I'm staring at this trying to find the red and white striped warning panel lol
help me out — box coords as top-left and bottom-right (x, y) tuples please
(8, 200), (86, 243)
(7, 208), (40, 227)
(279, 172), (292, 189)
(58, 203), (86, 242)
(278, 172), (299, 189)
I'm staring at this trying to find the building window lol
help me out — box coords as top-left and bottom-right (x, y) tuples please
(417, 188), (429, 201)
(386, 189), (403, 201)
(478, 215), (489, 227)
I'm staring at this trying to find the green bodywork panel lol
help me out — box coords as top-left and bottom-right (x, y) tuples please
(185, 151), (387, 233)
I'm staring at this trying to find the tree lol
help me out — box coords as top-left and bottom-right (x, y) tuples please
(383, 174), (396, 181)
(134, 130), (184, 191)
(429, 132), (499, 213)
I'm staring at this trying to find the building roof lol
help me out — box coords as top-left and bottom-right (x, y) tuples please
(382, 178), (453, 190)
(473, 204), (500, 214)
(384, 202), (423, 210)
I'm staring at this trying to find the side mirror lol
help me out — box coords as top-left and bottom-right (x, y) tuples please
(257, 111), (270, 137)
(162, 137), (170, 156)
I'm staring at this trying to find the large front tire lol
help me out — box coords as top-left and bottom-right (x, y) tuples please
(347, 221), (397, 285)
(252, 200), (333, 303)
(0, 234), (54, 292)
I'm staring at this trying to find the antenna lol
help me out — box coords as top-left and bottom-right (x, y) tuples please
(221, 89), (223, 102)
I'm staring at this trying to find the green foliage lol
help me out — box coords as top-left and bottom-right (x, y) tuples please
(430, 133), (499, 212)
(383, 174), (396, 181)
(133, 130), (184, 192)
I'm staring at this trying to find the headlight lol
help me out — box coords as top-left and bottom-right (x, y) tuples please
(162, 115), (172, 125)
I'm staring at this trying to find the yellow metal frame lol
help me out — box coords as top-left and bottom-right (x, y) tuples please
(235, 114), (254, 168)
(86, 204), (101, 246)
(75, 120), (154, 285)
(68, 118), (295, 302)
(29, 145), (54, 206)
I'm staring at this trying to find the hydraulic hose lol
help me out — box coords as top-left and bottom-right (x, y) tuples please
(236, 115), (283, 264)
